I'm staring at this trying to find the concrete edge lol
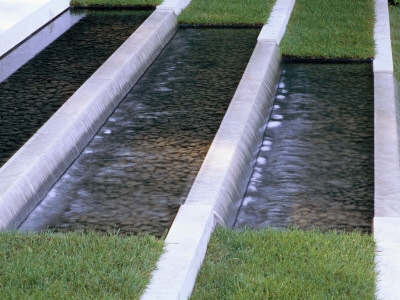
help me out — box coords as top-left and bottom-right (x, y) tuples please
(0, 0), (70, 57)
(373, 0), (400, 299)
(0, 8), (179, 230)
(374, 217), (400, 299)
(141, 1), (295, 299)
(157, 0), (192, 15)
(374, 0), (394, 73)
(141, 44), (281, 300)
(258, 0), (295, 44)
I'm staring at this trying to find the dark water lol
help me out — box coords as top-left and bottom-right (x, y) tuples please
(0, 9), (151, 166)
(19, 28), (260, 237)
(235, 63), (374, 233)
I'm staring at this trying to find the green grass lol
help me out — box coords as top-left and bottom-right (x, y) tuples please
(70, 0), (161, 7)
(178, 0), (276, 25)
(191, 227), (376, 299)
(390, 4), (400, 81)
(280, 0), (375, 59)
(0, 231), (163, 299)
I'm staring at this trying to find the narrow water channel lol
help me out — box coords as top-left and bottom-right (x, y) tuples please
(19, 28), (260, 237)
(235, 62), (374, 232)
(0, 9), (151, 166)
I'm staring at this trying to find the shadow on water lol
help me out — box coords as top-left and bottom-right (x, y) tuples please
(235, 63), (374, 233)
(19, 28), (260, 237)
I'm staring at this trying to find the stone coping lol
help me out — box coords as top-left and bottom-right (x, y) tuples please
(0, 0), (70, 57)
(374, 1), (400, 299)
(157, 0), (192, 15)
(258, 0), (295, 43)
(141, 1), (295, 299)
(0, 3), (186, 230)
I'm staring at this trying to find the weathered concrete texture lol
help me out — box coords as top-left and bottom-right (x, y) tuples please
(374, 0), (400, 299)
(0, 9), (178, 230)
(0, 0), (69, 57)
(142, 0), (295, 298)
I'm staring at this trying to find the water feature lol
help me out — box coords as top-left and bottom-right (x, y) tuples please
(234, 62), (374, 232)
(0, 11), (84, 84)
(19, 28), (260, 237)
(0, 9), (151, 167)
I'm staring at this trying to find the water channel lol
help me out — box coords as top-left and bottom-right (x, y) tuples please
(0, 9), (151, 166)
(19, 28), (260, 237)
(234, 62), (374, 232)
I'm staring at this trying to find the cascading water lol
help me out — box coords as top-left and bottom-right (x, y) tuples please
(235, 62), (374, 232)
(19, 28), (260, 237)
(0, 9), (151, 167)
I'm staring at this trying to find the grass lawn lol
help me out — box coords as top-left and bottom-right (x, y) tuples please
(191, 227), (376, 299)
(178, 0), (276, 25)
(390, 4), (400, 81)
(70, 0), (161, 7)
(0, 231), (163, 299)
(280, 0), (375, 59)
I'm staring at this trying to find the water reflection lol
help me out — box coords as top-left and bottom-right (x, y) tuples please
(20, 28), (260, 237)
(235, 63), (374, 232)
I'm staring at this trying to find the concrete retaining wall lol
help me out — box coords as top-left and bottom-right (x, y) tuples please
(0, 8), (179, 230)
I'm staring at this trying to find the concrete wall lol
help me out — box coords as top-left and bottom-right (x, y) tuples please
(142, 1), (296, 299)
(373, 1), (400, 299)
(0, 9), (179, 230)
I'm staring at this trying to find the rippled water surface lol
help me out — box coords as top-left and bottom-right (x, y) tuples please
(20, 28), (260, 237)
(235, 63), (374, 232)
(0, 9), (151, 166)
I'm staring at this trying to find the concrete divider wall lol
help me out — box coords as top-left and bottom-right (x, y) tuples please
(373, 1), (400, 299)
(0, 8), (179, 230)
(142, 1), (296, 298)
(142, 42), (281, 300)
(184, 42), (281, 227)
